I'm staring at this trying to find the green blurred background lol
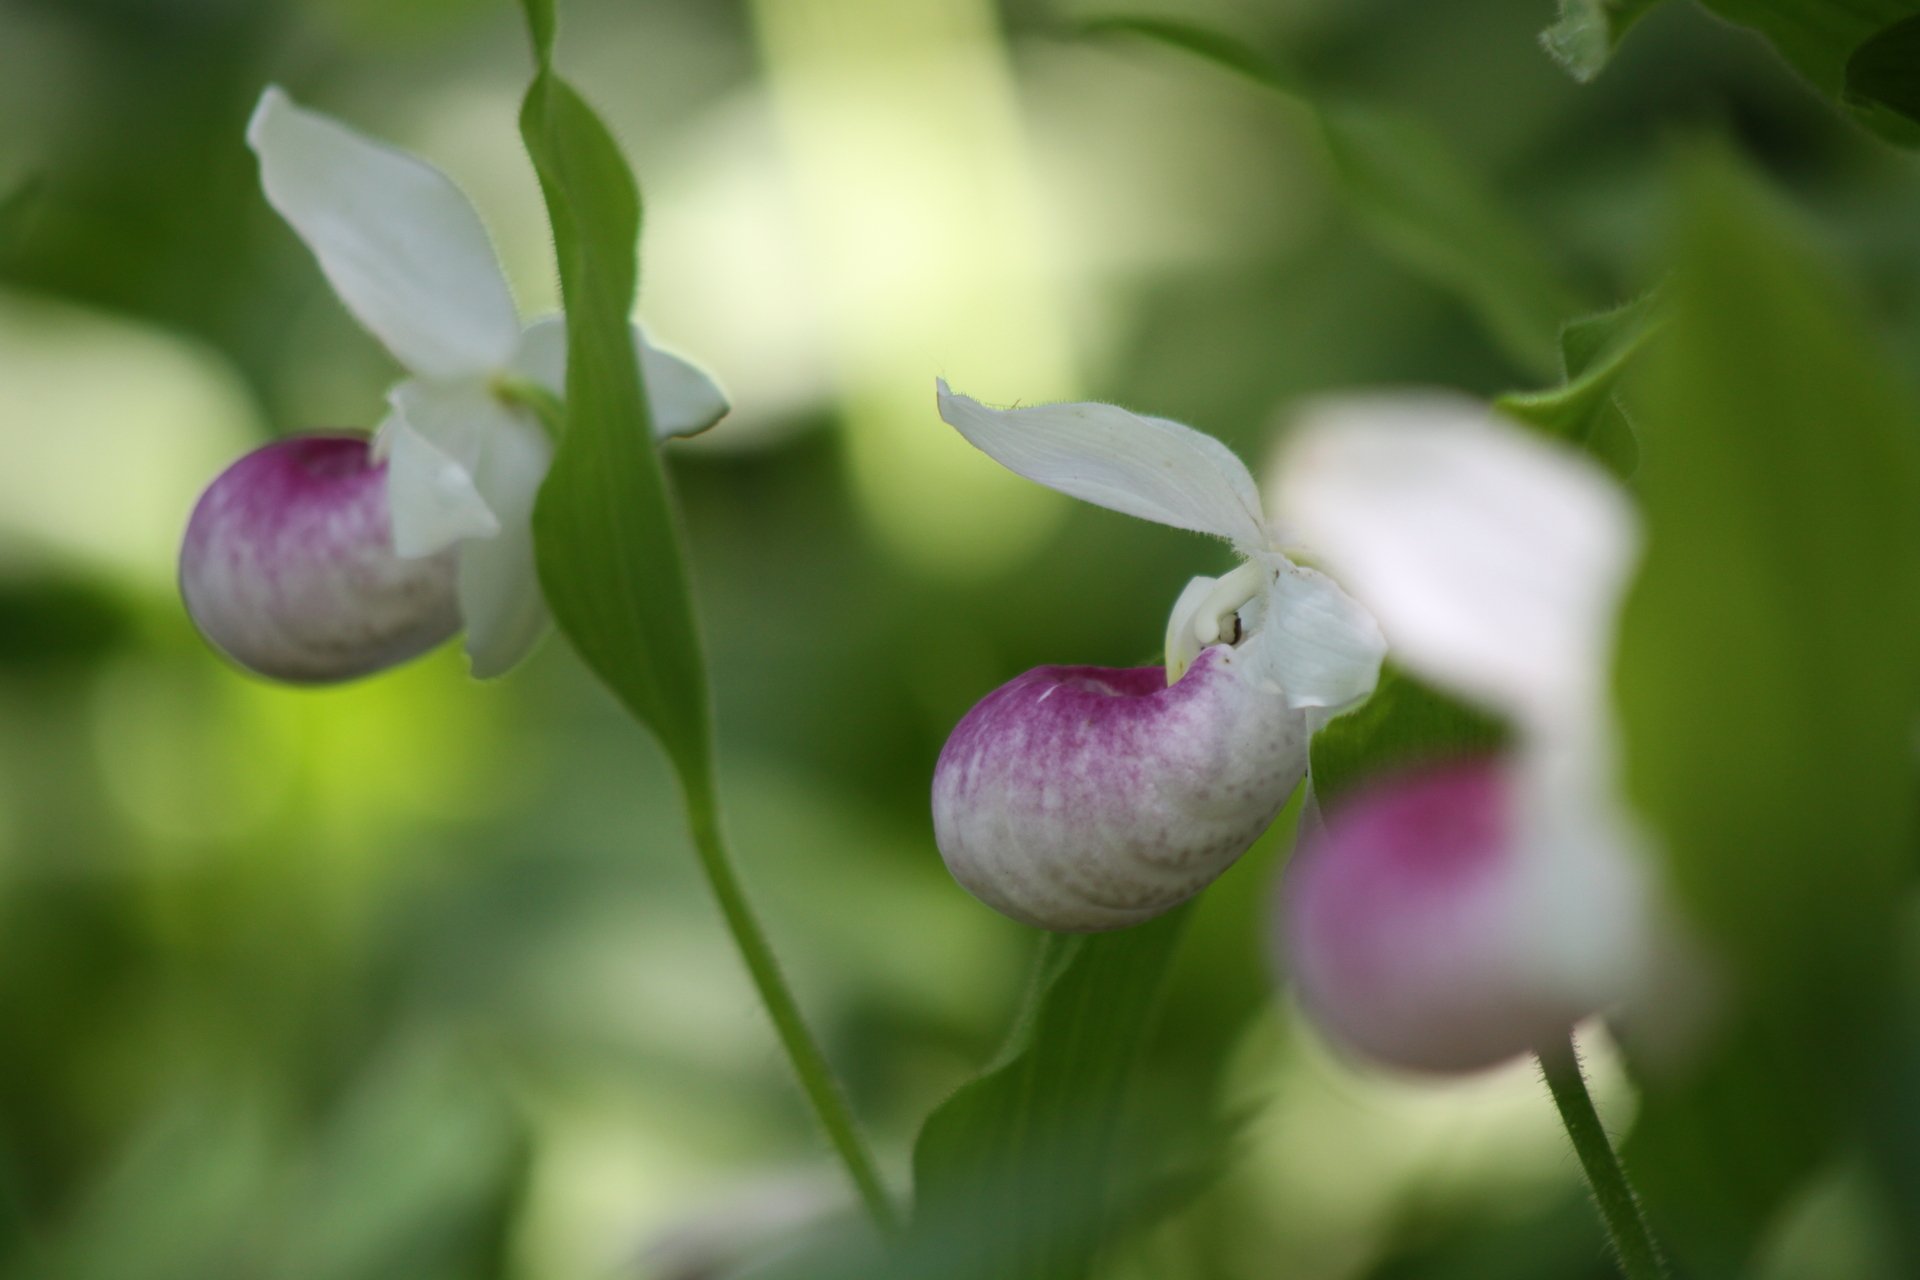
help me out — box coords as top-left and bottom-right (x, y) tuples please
(2, 0), (1919, 1276)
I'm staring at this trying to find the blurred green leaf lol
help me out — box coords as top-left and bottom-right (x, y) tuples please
(265, 1049), (528, 1280)
(1541, 0), (1665, 82)
(1318, 105), (1579, 374)
(0, 178), (42, 255)
(1308, 666), (1508, 809)
(518, 14), (714, 789)
(0, 576), (134, 669)
(27, 1094), (278, 1280)
(1615, 148), (1920, 1275)
(1497, 290), (1665, 479)
(1077, 15), (1308, 94)
(1080, 15), (1582, 373)
(1845, 13), (1920, 127)
(1696, 0), (1920, 142)
(905, 911), (1191, 1280)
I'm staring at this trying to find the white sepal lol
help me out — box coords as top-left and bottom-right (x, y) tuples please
(937, 380), (1270, 552)
(247, 87), (521, 380)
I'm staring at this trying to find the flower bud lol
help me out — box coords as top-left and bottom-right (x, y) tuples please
(932, 647), (1306, 932)
(179, 434), (459, 683)
(1277, 758), (1600, 1073)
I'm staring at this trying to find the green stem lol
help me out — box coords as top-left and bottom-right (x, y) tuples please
(495, 351), (896, 1239)
(682, 773), (901, 1238)
(1537, 1032), (1667, 1280)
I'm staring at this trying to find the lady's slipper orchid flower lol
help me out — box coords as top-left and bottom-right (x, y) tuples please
(179, 87), (728, 683)
(1268, 394), (1671, 1073)
(931, 382), (1386, 932)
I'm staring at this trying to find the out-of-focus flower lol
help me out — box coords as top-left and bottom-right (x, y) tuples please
(930, 382), (1386, 931)
(1270, 394), (1673, 1073)
(180, 87), (728, 683)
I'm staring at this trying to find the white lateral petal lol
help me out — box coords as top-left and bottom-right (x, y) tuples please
(1237, 555), (1387, 714)
(380, 379), (526, 557)
(248, 87), (520, 379)
(456, 418), (553, 677)
(382, 419), (498, 559)
(641, 329), (731, 439)
(508, 315), (567, 395)
(936, 380), (1270, 550)
(1272, 393), (1639, 731)
(511, 317), (731, 440)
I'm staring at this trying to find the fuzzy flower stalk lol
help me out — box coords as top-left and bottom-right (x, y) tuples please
(180, 88), (727, 683)
(930, 381), (1386, 932)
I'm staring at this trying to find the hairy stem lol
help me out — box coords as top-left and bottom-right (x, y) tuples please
(1537, 1031), (1666, 1280)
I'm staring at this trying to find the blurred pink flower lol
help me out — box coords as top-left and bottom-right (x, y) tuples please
(1269, 395), (1678, 1073)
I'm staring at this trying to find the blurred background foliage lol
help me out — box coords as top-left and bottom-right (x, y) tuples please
(3, 0), (1920, 1276)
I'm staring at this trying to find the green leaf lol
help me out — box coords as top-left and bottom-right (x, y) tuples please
(0, 175), (42, 253)
(1076, 15), (1307, 95)
(1696, 0), (1920, 143)
(1540, 0), (1666, 83)
(1080, 16), (1582, 374)
(1495, 290), (1665, 479)
(516, 0), (554, 64)
(1614, 148), (1920, 1274)
(1307, 666), (1508, 809)
(518, 56), (713, 786)
(1845, 13), (1920, 127)
(905, 910), (1192, 1280)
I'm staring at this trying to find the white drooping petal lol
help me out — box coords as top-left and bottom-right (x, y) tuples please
(247, 87), (521, 380)
(455, 416), (553, 678)
(1271, 393), (1639, 732)
(1237, 555), (1387, 716)
(936, 380), (1270, 551)
(511, 316), (730, 440)
(379, 380), (520, 558)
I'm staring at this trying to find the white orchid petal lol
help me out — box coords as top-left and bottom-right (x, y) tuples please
(456, 418), (553, 678)
(510, 316), (730, 440)
(509, 315), (567, 395)
(383, 421), (497, 558)
(1272, 393), (1638, 731)
(936, 380), (1270, 550)
(641, 331), (731, 439)
(1239, 555), (1387, 715)
(247, 87), (520, 379)
(380, 380), (524, 558)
